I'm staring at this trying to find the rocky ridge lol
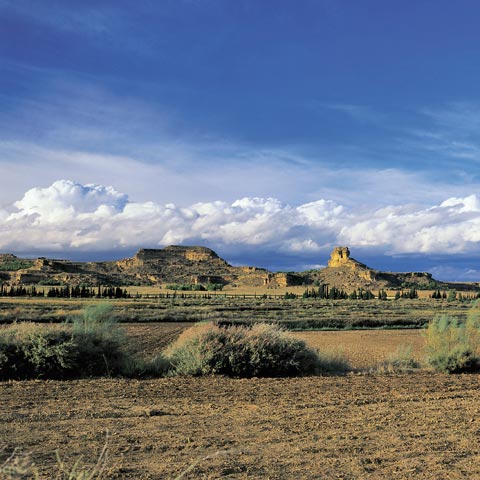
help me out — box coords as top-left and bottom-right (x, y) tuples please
(0, 246), (303, 289)
(298, 246), (441, 290)
(0, 246), (474, 290)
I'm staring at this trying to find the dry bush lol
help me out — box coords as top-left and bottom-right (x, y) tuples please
(0, 323), (74, 380)
(164, 322), (349, 377)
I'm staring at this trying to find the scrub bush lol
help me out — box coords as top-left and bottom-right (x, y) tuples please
(425, 303), (480, 373)
(164, 322), (349, 377)
(0, 323), (74, 380)
(69, 303), (128, 377)
(0, 303), (170, 379)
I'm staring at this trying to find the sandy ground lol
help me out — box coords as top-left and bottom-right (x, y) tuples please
(292, 329), (425, 368)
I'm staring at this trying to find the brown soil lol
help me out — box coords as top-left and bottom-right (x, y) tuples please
(2, 374), (480, 479)
(123, 322), (193, 357)
(122, 322), (426, 369)
(293, 329), (425, 368)
(1, 326), (479, 479)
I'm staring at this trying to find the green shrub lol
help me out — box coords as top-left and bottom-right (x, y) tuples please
(165, 284), (206, 291)
(0, 259), (34, 271)
(425, 305), (480, 373)
(164, 322), (349, 377)
(38, 278), (65, 286)
(71, 303), (118, 336)
(69, 303), (130, 377)
(0, 303), (171, 379)
(0, 323), (75, 380)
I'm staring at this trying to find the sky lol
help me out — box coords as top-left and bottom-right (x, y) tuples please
(1, 0), (480, 281)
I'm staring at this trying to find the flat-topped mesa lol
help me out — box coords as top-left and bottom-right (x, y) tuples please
(327, 246), (367, 269)
(135, 246), (220, 263)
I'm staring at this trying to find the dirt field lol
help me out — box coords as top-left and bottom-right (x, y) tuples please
(292, 329), (425, 368)
(1, 326), (480, 479)
(2, 374), (479, 479)
(122, 322), (427, 369)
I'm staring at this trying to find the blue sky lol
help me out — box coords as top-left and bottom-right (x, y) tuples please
(1, 0), (480, 281)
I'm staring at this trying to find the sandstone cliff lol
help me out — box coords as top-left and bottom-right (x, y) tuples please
(0, 247), (300, 288)
(0, 245), (468, 291)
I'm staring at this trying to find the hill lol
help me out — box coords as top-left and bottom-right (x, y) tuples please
(0, 246), (301, 289)
(0, 246), (477, 291)
(297, 247), (444, 291)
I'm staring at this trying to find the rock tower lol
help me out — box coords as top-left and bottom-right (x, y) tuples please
(328, 246), (353, 268)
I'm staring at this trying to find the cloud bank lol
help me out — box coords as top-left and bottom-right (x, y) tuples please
(2, 181), (480, 266)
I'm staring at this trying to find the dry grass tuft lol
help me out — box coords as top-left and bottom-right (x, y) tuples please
(366, 344), (421, 374)
(0, 433), (110, 480)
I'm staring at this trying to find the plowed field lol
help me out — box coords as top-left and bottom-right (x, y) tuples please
(1, 325), (479, 479)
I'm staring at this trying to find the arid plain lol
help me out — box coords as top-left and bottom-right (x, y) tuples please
(1, 319), (480, 479)
(1, 246), (479, 479)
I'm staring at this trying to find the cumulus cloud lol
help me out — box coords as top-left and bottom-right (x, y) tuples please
(10, 180), (128, 224)
(338, 196), (480, 254)
(2, 180), (480, 260)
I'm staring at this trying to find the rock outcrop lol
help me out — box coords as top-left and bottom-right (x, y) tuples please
(0, 246), (307, 288)
(298, 246), (455, 291)
(327, 247), (367, 269)
(0, 245), (470, 291)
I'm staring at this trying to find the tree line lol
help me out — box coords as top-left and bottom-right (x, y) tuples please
(0, 284), (130, 298)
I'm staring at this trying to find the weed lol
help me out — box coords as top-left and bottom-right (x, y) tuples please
(368, 345), (421, 374)
(174, 448), (242, 480)
(54, 432), (109, 479)
(0, 446), (36, 479)
(0, 433), (109, 479)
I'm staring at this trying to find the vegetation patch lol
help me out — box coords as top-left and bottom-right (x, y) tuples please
(0, 323), (74, 380)
(0, 303), (170, 380)
(0, 259), (34, 271)
(164, 322), (349, 377)
(425, 303), (480, 373)
(165, 283), (224, 291)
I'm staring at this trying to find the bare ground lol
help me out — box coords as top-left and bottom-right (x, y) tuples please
(1, 374), (480, 479)
(1, 326), (479, 479)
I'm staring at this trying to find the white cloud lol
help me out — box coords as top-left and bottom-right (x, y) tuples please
(10, 180), (127, 224)
(2, 79), (480, 213)
(440, 194), (480, 212)
(2, 181), (480, 261)
(338, 195), (480, 254)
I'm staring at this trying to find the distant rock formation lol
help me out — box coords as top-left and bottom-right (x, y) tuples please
(0, 246), (304, 288)
(327, 246), (367, 269)
(296, 246), (467, 291)
(0, 245), (474, 291)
